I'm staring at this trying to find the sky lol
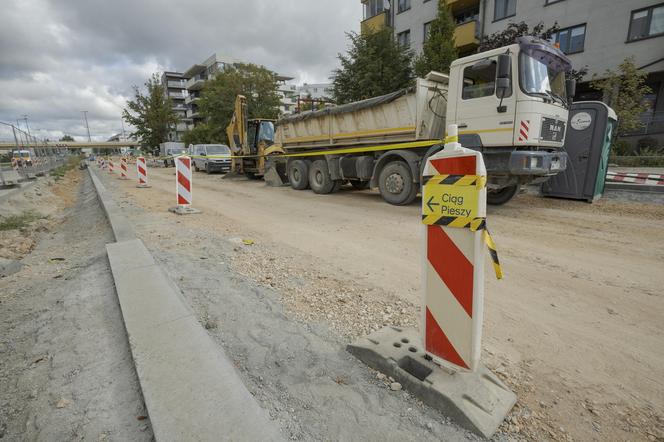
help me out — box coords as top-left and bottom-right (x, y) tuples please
(0, 0), (360, 142)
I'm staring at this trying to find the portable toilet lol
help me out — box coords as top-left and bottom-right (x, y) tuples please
(542, 101), (617, 202)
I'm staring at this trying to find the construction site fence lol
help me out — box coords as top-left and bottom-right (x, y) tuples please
(0, 153), (70, 187)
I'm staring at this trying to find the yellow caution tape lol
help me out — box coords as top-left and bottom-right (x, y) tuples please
(444, 135), (459, 144)
(421, 173), (502, 279)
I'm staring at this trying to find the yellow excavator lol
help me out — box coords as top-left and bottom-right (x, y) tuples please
(225, 95), (284, 180)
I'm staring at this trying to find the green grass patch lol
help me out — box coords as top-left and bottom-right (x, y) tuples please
(49, 155), (83, 180)
(0, 210), (46, 231)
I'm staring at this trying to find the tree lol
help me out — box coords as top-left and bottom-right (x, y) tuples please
(414, 1), (458, 77)
(332, 29), (413, 104)
(479, 21), (559, 52)
(59, 135), (74, 142)
(190, 63), (280, 144)
(478, 21), (588, 82)
(182, 123), (214, 146)
(123, 73), (177, 154)
(591, 56), (652, 138)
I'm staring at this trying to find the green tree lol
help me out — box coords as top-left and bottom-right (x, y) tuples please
(414, 1), (458, 77)
(59, 135), (74, 142)
(191, 63), (280, 144)
(182, 123), (214, 146)
(591, 56), (652, 138)
(122, 73), (177, 154)
(332, 29), (413, 104)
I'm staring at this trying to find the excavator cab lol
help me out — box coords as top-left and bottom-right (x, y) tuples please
(247, 119), (275, 155)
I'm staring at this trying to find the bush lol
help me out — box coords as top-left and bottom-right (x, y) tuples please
(636, 137), (661, 154)
(0, 210), (45, 231)
(611, 139), (634, 156)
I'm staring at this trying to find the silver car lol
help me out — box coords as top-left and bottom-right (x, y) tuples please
(191, 144), (232, 174)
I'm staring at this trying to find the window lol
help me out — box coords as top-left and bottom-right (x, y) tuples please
(397, 30), (411, 47)
(398, 0), (411, 13)
(363, 0), (384, 19)
(423, 21), (433, 42)
(551, 24), (586, 54)
(628, 3), (664, 41)
(462, 59), (498, 99)
(494, 0), (516, 21)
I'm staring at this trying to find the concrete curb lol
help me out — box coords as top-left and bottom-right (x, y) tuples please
(88, 168), (283, 441)
(605, 181), (664, 193)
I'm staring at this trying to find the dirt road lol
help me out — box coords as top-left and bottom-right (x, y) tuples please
(100, 163), (664, 441)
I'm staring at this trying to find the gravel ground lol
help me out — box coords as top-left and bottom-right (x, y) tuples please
(94, 163), (664, 441)
(0, 170), (153, 441)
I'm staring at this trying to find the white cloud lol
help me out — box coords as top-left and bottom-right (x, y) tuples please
(0, 0), (360, 141)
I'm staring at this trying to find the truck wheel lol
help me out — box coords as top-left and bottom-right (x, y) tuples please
(378, 161), (417, 205)
(487, 185), (519, 205)
(288, 160), (309, 190)
(308, 160), (335, 194)
(350, 180), (370, 190)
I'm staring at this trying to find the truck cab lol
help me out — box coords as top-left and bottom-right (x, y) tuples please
(447, 37), (574, 203)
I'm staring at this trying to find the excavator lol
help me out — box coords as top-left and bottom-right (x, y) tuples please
(225, 95), (284, 180)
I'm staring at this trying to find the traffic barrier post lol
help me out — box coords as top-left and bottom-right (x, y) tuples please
(108, 158), (114, 174)
(169, 156), (200, 215)
(136, 156), (150, 188)
(119, 157), (128, 179)
(346, 124), (514, 438)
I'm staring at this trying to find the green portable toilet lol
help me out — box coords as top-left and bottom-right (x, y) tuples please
(542, 101), (617, 202)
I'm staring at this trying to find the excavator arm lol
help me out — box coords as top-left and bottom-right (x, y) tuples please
(225, 95), (248, 174)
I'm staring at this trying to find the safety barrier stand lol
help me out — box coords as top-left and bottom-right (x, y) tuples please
(119, 157), (129, 180)
(347, 124), (515, 439)
(136, 156), (151, 188)
(108, 158), (114, 174)
(168, 156), (200, 215)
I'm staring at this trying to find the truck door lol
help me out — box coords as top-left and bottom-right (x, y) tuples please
(455, 56), (516, 148)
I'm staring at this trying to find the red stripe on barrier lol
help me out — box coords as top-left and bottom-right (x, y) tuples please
(178, 172), (191, 192)
(430, 156), (476, 175)
(178, 194), (189, 204)
(427, 225), (474, 317)
(520, 129), (528, 139)
(138, 165), (146, 175)
(425, 308), (469, 369)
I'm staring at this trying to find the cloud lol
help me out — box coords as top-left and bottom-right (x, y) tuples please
(0, 0), (360, 141)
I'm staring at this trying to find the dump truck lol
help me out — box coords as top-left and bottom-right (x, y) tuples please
(233, 36), (575, 205)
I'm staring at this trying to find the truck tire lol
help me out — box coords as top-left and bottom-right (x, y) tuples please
(487, 185), (518, 205)
(308, 160), (336, 194)
(350, 180), (370, 190)
(288, 160), (309, 190)
(194, 162), (200, 172)
(378, 161), (418, 205)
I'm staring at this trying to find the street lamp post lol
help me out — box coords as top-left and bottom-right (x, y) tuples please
(82, 111), (92, 142)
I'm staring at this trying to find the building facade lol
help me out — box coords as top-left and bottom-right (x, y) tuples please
(361, 0), (664, 144)
(161, 71), (189, 141)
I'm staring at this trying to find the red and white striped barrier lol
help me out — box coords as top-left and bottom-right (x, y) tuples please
(169, 156), (200, 214)
(119, 157), (128, 179)
(108, 158), (114, 173)
(421, 124), (488, 372)
(11, 158), (19, 172)
(606, 171), (664, 185)
(136, 156), (150, 188)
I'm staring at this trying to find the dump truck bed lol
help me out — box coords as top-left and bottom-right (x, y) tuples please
(275, 75), (449, 152)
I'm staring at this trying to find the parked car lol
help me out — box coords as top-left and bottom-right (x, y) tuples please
(191, 144), (232, 173)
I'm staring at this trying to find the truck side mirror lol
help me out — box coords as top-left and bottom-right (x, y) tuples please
(566, 79), (576, 104)
(496, 55), (511, 113)
(497, 54), (511, 79)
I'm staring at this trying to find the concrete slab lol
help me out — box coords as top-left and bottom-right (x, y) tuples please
(347, 326), (516, 439)
(106, 239), (282, 442)
(88, 168), (135, 242)
(168, 206), (201, 215)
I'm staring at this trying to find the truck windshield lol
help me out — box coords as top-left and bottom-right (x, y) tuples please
(519, 52), (566, 102)
(205, 145), (230, 155)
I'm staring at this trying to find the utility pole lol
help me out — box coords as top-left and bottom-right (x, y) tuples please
(17, 119), (29, 148)
(121, 117), (127, 140)
(22, 115), (32, 141)
(82, 110), (92, 142)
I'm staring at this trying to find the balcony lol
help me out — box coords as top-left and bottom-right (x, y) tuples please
(186, 76), (206, 91)
(167, 80), (186, 89)
(454, 20), (479, 52)
(446, 0), (480, 12)
(361, 11), (389, 34)
(185, 95), (200, 105)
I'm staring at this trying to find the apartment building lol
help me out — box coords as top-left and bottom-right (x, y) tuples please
(161, 71), (189, 141)
(361, 0), (664, 143)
